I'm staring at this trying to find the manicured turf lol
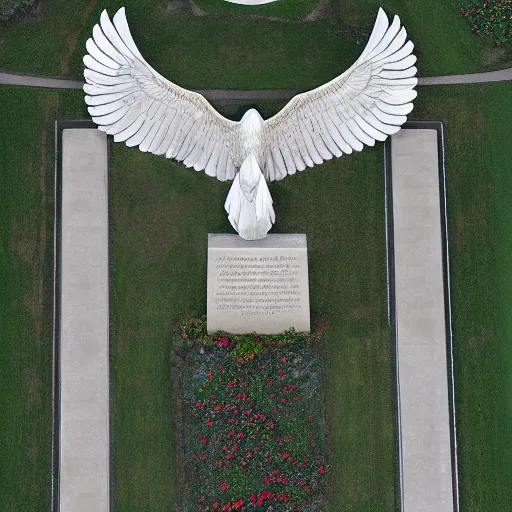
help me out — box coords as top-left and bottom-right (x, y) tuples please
(194, 0), (316, 18)
(108, 99), (395, 511)
(412, 82), (512, 511)
(0, 86), (87, 511)
(1, 81), (512, 512)
(0, 0), (511, 85)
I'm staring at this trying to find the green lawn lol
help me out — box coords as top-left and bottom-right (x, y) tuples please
(0, 0), (511, 86)
(0, 86), (87, 511)
(108, 103), (396, 510)
(412, 82), (512, 511)
(1, 73), (512, 512)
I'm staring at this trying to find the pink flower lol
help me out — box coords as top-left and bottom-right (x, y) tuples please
(319, 465), (326, 474)
(220, 482), (230, 490)
(281, 357), (286, 362)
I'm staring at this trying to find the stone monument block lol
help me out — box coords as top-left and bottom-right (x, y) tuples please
(207, 234), (310, 334)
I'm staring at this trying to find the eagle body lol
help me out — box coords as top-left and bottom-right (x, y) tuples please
(83, 7), (418, 240)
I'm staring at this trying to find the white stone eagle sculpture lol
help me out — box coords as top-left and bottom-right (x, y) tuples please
(84, 7), (417, 240)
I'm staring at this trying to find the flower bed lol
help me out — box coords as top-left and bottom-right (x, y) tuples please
(460, 1), (512, 45)
(171, 316), (332, 511)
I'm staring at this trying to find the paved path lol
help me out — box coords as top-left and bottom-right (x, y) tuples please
(1, 66), (511, 100)
(59, 128), (109, 512)
(390, 128), (455, 512)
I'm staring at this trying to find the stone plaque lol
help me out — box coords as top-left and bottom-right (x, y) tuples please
(207, 234), (310, 334)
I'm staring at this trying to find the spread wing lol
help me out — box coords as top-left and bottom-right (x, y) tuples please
(83, 8), (242, 181)
(261, 7), (418, 181)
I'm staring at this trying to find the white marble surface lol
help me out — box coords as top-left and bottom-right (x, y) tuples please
(391, 129), (454, 512)
(207, 234), (310, 333)
(59, 129), (109, 512)
(84, 7), (417, 239)
(224, 0), (278, 4)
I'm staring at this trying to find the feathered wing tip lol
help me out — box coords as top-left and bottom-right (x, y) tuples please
(261, 7), (418, 181)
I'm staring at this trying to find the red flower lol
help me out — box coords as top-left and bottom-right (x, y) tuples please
(282, 452), (290, 459)
(263, 476), (271, 484)
(207, 372), (213, 379)
(213, 503), (220, 510)
(233, 500), (243, 509)
(228, 380), (236, 388)
(216, 460), (223, 467)
(220, 482), (230, 490)
(308, 415), (313, 422)
(281, 357), (286, 362)
(267, 421), (275, 429)
(319, 465), (326, 474)
(201, 438), (208, 445)
(267, 379), (274, 386)
(281, 398), (286, 404)
(246, 451), (252, 457)
(217, 338), (230, 347)
(206, 418), (213, 426)
(250, 494), (257, 503)
(215, 405), (222, 413)
(217, 365), (225, 372)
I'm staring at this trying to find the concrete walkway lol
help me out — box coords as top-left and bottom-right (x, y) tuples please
(390, 127), (455, 512)
(1, 66), (511, 100)
(59, 128), (109, 512)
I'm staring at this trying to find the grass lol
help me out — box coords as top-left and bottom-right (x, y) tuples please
(0, 0), (511, 86)
(108, 100), (395, 510)
(411, 82), (512, 511)
(0, 86), (87, 511)
(193, 0), (317, 18)
(1, 77), (512, 512)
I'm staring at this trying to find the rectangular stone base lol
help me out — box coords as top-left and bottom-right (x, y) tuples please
(207, 234), (310, 334)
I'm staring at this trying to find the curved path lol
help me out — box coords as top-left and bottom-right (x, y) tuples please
(1, 67), (511, 101)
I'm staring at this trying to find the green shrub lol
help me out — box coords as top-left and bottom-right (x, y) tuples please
(460, 1), (512, 46)
(0, 0), (37, 21)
